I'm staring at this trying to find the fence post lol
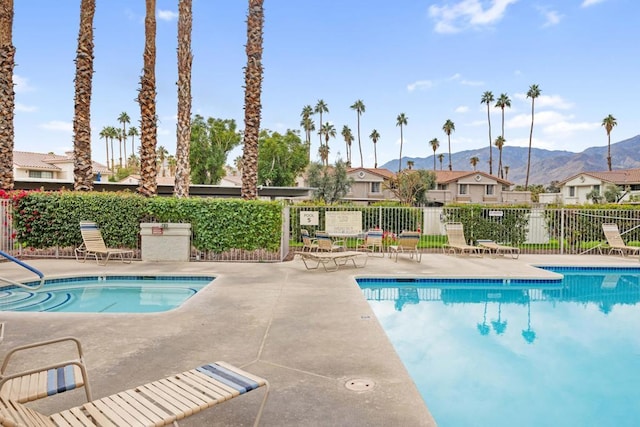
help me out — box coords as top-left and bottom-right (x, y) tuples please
(560, 208), (565, 255)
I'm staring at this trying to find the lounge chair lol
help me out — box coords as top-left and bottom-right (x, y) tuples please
(315, 231), (345, 252)
(357, 229), (385, 257)
(388, 231), (422, 263)
(0, 336), (92, 405)
(444, 223), (485, 257)
(300, 229), (319, 252)
(602, 223), (640, 257)
(0, 361), (269, 427)
(477, 239), (520, 259)
(297, 250), (368, 272)
(75, 221), (134, 265)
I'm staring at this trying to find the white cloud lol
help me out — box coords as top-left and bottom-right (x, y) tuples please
(581, 0), (606, 7)
(540, 9), (562, 27)
(455, 106), (469, 113)
(407, 80), (433, 92)
(14, 75), (35, 93)
(514, 93), (573, 109)
(15, 103), (37, 112)
(542, 120), (600, 135)
(40, 121), (72, 132)
(505, 111), (599, 138)
(158, 10), (178, 21)
(429, 0), (519, 34)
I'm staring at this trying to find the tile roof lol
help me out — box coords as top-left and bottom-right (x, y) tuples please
(14, 150), (111, 174)
(559, 168), (640, 185)
(347, 167), (395, 179)
(433, 170), (512, 185)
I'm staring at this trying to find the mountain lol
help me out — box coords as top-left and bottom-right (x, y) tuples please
(380, 135), (640, 186)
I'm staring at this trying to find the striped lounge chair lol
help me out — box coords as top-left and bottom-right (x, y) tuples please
(75, 221), (134, 265)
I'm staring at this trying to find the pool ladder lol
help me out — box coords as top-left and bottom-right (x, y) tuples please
(0, 250), (45, 291)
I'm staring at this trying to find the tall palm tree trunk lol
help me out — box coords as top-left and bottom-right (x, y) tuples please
(398, 126), (403, 173)
(607, 133), (612, 171)
(0, 0), (15, 190)
(487, 105), (492, 175)
(72, 0), (95, 191)
(373, 142), (377, 168)
(240, 0), (264, 200)
(138, 0), (158, 196)
(448, 136), (452, 171)
(357, 115), (363, 168)
(174, 0), (193, 198)
(525, 101), (535, 188)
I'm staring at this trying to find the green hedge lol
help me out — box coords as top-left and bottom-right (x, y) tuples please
(13, 192), (282, 252)
(442, 204), (531, 245)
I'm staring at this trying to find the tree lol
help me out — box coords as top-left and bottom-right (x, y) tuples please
(504, 165), (509, 180)
(369, 129), (380, 168)
(116, 127), (125, 168)
(167, 154), (177, 176)
(190, 115), (242, 185)
(442, 119), (455, 171)
(128, 126), (139, 157)
(438, 153), (445, 170)
(240, 0), (265, 200)
(525, 84), (541, 188)
(385, 169), (436, 206)
(300, 105), (314, 161)
(480, 91), (494, 174)
(156, 145), (168, 177)
(118, 112), (130, 163)
(494, 135), (505, 178)
(319, 122), (336, 167)
(306, 159), (352, 204)
(602, 114), (617, 171)
(495, 93), (511, 171)
(604, 184), (622, 203)
(314, 99), (329, 148)
(396, 113), (408, 173)
(106, 126), (117, 170)
(341, 125), (353, 166)
(72, 0), (96, 191)
(469, 156), (479, 171)
(257, 129), (309, 186)
(0, 0), (16, 190)
(137, 0), (158, 196)
(174, 0), (193, 197)
(350, 99), (365, 168)
(99, 127), (110, 170)
(429, 138), (439, 171)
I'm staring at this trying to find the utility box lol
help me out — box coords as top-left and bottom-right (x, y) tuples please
(140, 223), (191, 262)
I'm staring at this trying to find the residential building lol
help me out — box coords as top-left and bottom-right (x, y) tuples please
(427, 171), (524, 205)
(344, 167), (397, 204)
(13, 151), (111, 183)
(555, 169), (640, 204)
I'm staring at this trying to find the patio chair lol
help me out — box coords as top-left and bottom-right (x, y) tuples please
(315, 231), (345, 252)
(477, 239), (520, 259)
(357, 229), (385, 257)
(0, 361), (269, 427)
(444, 223), (485, 257)
(75, 221), (134, 265)
(388, 231), (422, 263)
(0, 336), (92, 405)
(300, 229), (319, 252)
(602, 223), (640, 257)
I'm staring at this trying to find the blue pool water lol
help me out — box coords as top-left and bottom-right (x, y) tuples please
(0, 276), (214, 313)
(358, 267), (640, 427)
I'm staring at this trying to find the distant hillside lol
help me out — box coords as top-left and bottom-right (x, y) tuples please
(381, 135), (640, 186)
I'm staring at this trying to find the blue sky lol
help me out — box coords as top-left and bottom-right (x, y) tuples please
(11, 0), (639, 171)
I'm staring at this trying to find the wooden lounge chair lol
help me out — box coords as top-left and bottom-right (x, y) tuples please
(0, 361), (269, 427)
(357, 229), (385, 257)
(297, 250), (368, 272)
(75, 221), (134, 265)
(444, 223), (485, 257)
(388, 231), (422, 263)
(0, 336), (92, 405)
(602, 223), (640, 257)
(315, 231), (345, 252)
(300, 229), (319, 252)
(477, 239), (520, 259)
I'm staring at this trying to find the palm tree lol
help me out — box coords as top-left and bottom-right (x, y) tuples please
(429, 138), (439, 171)
(240, 0), (265, 199)
(0, 0), (16, 190)
(128, 126), (139, 157)
(341, 125), (353, 166)
(167, 154), (177, 176)
(106, 126), (117, 170)
(437, 153), (445, 170)
(314, 99), (329, 148)
(442, 119), (455, 171)
(525, 84), (541, 188)
(156, 145), (168, 177)
(174, 0), (193, 197)
(99, 127), (110, 170)
(495, 93), (511, 171)
(369, 129), (380, 168)
(494, 135), (505, 178)
(480, 91), (494, 174)
(117, 128), (126, 168)
(318, 144), (330, 167)
(602, 114), (617, 171)
(350, 99), (365, 168)
(118, 112), (130, 163)
(470, 156), (479, 171)
(396, 113), (408, 173)
(319, 122), (336, 167)
(504, 165), (509, 180)
(72, 0), (96, 191)
(406, 160), (414, 170)
(138, 0), (158, 196)
(300, 105), (314, 160)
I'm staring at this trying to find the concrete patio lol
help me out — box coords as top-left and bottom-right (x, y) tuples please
(1, 252), (638, 426)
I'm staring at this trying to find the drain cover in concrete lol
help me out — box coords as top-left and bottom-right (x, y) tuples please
(345, 378), (375, 391)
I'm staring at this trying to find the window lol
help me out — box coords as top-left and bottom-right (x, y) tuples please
(370, 182), (381, 193)
(593, 185), (600, 194)
(459, 184), (468, 195)
(437, 183), (448, 190)
(485, 185), (495, 195)
(569, 186), (575, 197)
(28, 170), (53, 179)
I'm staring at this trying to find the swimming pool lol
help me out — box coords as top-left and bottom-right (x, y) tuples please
(358, 267), (640, 427)
(0, 276), (214, 313)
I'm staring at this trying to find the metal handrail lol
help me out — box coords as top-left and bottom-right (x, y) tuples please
(0, 250), (45, 290)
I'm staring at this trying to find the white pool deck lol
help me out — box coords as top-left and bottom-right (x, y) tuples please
(1, 253), (638, 426)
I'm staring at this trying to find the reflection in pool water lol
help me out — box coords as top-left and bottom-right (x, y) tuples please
(358, 268), (640, 427)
